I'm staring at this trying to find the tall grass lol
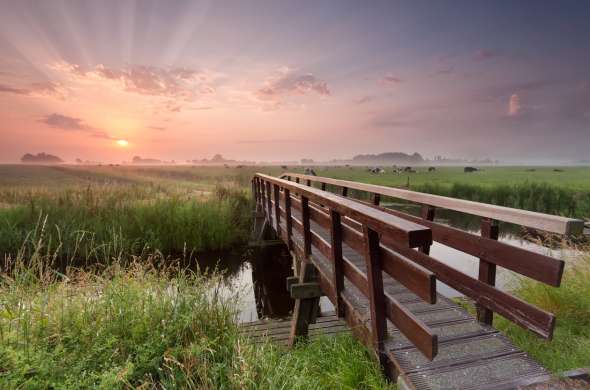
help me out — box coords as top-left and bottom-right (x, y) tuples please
(0, 249), (392, 389)
(0, 185), (251, 269)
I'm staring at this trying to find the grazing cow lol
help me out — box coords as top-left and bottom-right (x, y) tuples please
(464, 166), (478, 173)
(428, 167), (436, 172)
(304, 168), (317, 176)
(553, 168), (564, 172)
(403, 166), (416, 173)
(281, 165), (288, 169)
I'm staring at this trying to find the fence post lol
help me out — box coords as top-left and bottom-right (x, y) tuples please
(284, 188), (293, 250)
(321, 182), (326, 191)
(273, 184), (281, 237)
(477, 218), (499, 325)
(419, 205), (436, 254)
(330, 210), (344, 317)
(371, 193), (381, 205)
(363, 225), (391, 379)
(306, 179), (311, 186)
(341, 186), (348, 197)
(265, 181), (272, 222)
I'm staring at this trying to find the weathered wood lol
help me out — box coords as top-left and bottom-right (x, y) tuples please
(330, 210), (345, 317)
(420, 205), (436, 254)
(273, 184), (281, 238)
(358, 200), (565, 287)
(280, 173), (584, 235)
(341, 186), (348, 197)
(301, 196), (312, 256)
(290, 282), (323, 299)
(363, 225), (391, 379)
(289, 260), (320, 345)
(371, 193), (381, 206)
(286, 276), (299, 292)
(257, 174), (432, 249)
(385, 239), (556, 339)
(477, 218), (499, 325)
(284, 188), (293, 250)
(265, 181), (272, 222)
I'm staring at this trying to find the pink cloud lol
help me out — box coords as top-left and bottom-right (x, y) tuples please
(0, 81), (66, 99)
(256, 68), (330, 107)
(508, 93), (521, 116)
(473, 49), (498, 62)
(38, 113), (115, 140)
(379, 73), (403, 87)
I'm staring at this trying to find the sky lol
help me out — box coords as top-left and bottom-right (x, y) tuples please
(0, 0), (589, 163)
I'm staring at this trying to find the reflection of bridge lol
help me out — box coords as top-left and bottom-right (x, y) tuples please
(245, 172), (585, 389)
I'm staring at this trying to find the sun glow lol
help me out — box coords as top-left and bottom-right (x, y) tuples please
(116, 139), (129, 147)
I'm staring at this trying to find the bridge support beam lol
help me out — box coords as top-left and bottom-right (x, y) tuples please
(288, 259), (321, 346)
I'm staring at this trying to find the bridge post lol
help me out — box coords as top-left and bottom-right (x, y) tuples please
(329, 210), (345, 317)
(284, 188), (293, 250)
(477, 218), (499, 325)
(363, 225), (393, 380)
(419, 205), (436, 254)
(288, 195), (321, 346)
(371, 193), (381, 205)
(341, 186), (348, 197)
(273, 184), (281, 237)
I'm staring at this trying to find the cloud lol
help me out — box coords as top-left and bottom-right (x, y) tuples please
(38, 113), (115, 140)
(51, 61), (217, 101)
(379, 74), (403, 87)
(0, 81), (66, 99)
(473, 49), (498, 62)
(435, 66), (454, 75)
(508, 93), (522, 116)
(356, 96), (375, 104)
(148, 125), (166, 131)
(255, 68), (330, 107)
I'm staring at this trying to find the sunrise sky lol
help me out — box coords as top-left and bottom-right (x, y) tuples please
(0, 1), (589, 163)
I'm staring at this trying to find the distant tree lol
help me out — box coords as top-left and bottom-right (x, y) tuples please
(21, 152), (64, 164)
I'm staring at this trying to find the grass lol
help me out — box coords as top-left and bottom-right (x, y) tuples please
(0, 255), (392, 389)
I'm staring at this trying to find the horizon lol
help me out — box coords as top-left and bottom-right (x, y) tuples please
(1, 1), (589, 164)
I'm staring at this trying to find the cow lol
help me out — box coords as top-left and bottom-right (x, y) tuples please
(428, 167), (436, 172)
(304, 168), (317, 176)
(464, 166), (478, 173)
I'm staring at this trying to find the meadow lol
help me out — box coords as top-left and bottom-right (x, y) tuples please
(1, 163), (589, 388)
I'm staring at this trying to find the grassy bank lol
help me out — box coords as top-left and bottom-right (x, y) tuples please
(494, 249), (590, 373)
(0, 259), (392, 389)
(0, 184), (251, 268)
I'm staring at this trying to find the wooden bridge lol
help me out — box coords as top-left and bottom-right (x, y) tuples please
(245, 172), (585, 390)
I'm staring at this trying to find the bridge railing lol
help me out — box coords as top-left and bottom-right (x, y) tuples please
(279, 172), (583, 340)
(253, 173), (439, 361)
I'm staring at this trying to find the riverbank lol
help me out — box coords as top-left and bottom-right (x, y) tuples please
(0, 259), (392, 389)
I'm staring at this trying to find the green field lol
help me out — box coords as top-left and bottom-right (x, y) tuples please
(1, 163), (589, 388)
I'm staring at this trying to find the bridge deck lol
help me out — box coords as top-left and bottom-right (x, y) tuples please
(267, 205), (551, 390)
(239, 313), (349, 345)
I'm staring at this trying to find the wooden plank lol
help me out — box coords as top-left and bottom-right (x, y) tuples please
(273, 184), (281, 239)
(279, 173), (584, 235)
(363, 225), (391, 379)
(420, 205), (436, 254)
(356, 200), (564, 287)
(289, 260), (320, 345)
(257, 174), (432, 249)
(385, 240), (557, 339)
(330, 210), (345, 317)
(284, 188), (293, 249)
(290, 282), (323, 299)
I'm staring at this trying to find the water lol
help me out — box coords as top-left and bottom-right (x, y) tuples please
(210, 204), (579, 323)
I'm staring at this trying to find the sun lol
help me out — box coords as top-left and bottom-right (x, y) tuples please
(116, 139), (129, 147)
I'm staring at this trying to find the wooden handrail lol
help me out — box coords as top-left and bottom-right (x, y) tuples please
(281, 172), (585, 236)
(254, 174), (438, 361)
(257, 173), (432, 248)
